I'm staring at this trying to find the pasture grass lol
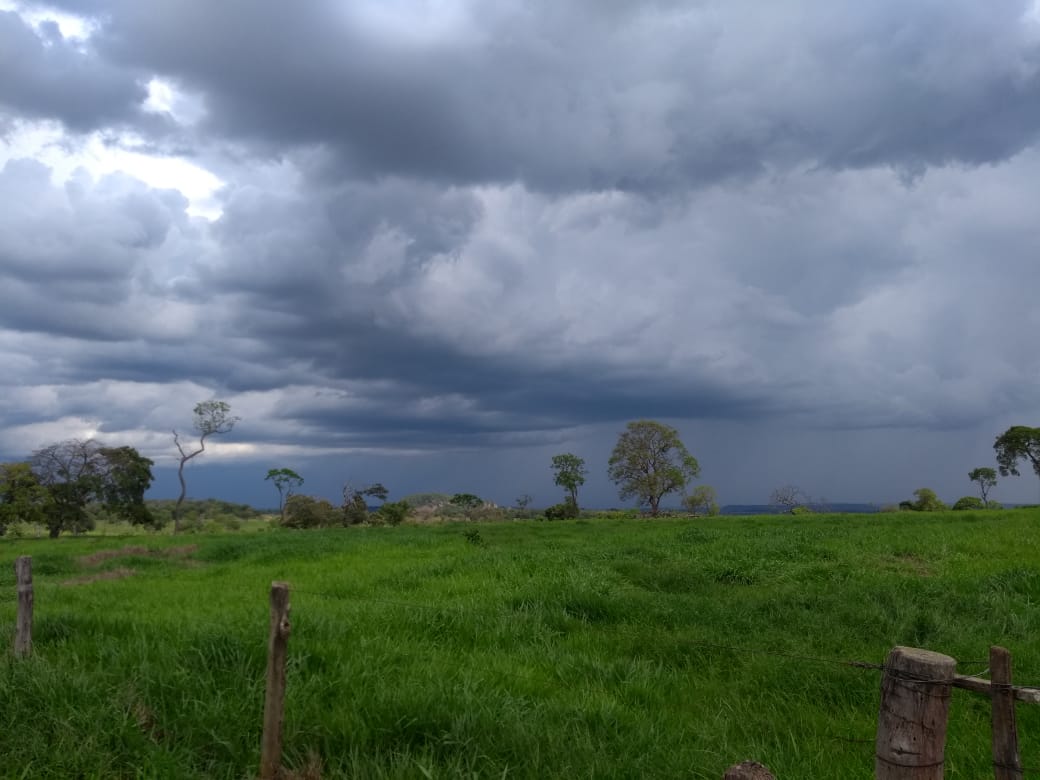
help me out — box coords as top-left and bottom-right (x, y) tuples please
(1, 509), (1040, 778)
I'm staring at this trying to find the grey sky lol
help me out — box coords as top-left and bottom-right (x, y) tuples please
(2, 0), (1039, 509)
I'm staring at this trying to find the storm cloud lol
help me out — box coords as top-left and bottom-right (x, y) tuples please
(1, 0), (1039, 507)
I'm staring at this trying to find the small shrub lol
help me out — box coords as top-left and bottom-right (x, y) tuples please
(790, 505), (816, 515)
(953, 496), (985, 511)
(545, 498), (579, 520)
(179, 514), (205, 533)
(463, 529), (485, 546)
(683, 485), (720, 516)
(450, 493), (484, 510)
(211, 513), (242, 531)
(282, 495), (340, 529)
(467, 506), (509, 522)
(900, 488), (948, 512)
(3, 522), (45, 539)
(375, 501), (410, 526)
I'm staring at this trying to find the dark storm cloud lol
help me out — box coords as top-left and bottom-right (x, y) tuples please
(3, 147), (1038, 462)
(0, 156), (784, 452)
(0, 159), (203, 342)
(4, 1), (1040, 505)
(0, 10), (151, 132)
(16, 0), (1040, 191)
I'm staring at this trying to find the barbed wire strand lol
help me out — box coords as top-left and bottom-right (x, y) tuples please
(8, 582), (1040, 774)
(8, 576), (1040, 688)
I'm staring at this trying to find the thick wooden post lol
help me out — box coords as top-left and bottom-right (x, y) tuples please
(991, 646), (1022, 780)
(260, 582), (291, 780)
(14, 556), (32, 658)
(875, 646), (956, 779)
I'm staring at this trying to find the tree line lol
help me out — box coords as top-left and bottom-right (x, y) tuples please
(268, 419), (717, 525)
(528, 422), (1040, 519)
(0, 400), (237, 537)
(541, 420), (717, 518)
(4, 405), (1039, 536)
(766, 426), (1040, 514)
(0, 439), (155, 537)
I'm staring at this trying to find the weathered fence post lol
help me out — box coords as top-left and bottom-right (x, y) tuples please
(875, 646), (956, 779)
(990, 645), (1022, 780)
(260, 581), (291, 780)
(14, 556), (32, 658)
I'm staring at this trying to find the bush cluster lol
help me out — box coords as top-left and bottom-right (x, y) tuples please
(544, 498), (580, 520)
(280, 494), (413, 528)
(281, 495), (341, 528)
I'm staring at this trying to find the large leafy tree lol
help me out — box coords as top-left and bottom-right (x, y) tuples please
(968, 467), (998, 507)
(30, 439), (105, 537)
(994, 426), (1040, 483)
(173, 400), (239, 532)
(0, 462), (50, 534)
(607, 420), (700, 516)
(29, 439), (155, 537)
(265, 468), (304, 523)
(550, 453), (588, 506)
(98, 446), (156, 526)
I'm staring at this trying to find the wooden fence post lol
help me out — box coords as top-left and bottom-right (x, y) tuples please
(991, 645), (1022, 780)
(14, 556), (32, 658)
(260, 581), (291, 780)
(875, 646), (956, 779)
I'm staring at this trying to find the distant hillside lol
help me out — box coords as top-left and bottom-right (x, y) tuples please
(400, 492), (452, 508)
(720, 503), (880, 516)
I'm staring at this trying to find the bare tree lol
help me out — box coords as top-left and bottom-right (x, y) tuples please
(769, 485), (809, 514)
(173, 401), (239, 532)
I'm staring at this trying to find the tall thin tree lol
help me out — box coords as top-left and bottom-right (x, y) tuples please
(265, 468), (304, 524)
(173, 401), (239, 532)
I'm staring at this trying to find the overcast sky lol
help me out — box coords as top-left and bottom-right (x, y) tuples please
(2, 0), (1040, 510)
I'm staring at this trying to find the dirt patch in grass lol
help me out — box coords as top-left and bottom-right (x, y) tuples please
(79, 546), (149, 566)
(165, 544), (199, 558)
(886, 553), (933, 577)
(78, 544), (199, 567)
(62, 567), (136, 586)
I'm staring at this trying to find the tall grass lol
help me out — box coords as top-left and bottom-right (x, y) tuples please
(2, 510), (1039, 778)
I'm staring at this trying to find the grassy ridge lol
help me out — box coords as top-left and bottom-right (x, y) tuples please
(2, 510), (1039, 778)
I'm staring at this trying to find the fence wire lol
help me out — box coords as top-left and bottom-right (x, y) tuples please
(6, 564), (1040, 776)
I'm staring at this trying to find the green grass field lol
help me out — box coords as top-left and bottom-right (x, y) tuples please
(2, 510), (1039, 778)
